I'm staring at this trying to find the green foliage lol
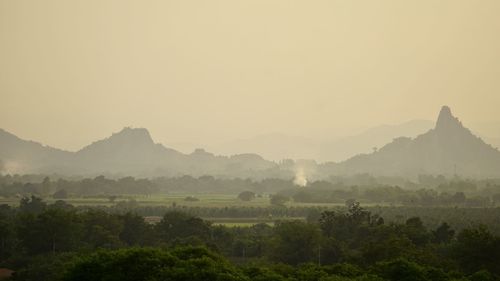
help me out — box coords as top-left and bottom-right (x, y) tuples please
(238, 191), (256, 202)
(452, 225), (500, 275)
(432, 222), (455, 244)
(10, 253), (76, 281)
(2, 196), (500, 281)
(156, 211), (211, 243)
(19, 196), (46, 214)
(468, 270), (495, 281)
(403, 217), (430, 246)
(16, 208), (81, 254)
(242, 265), (292, 281)
(270, 194), (290, 206)
(53, 189), (68, 199)
(119, 212), (153, 246)
(372, 259), (441, 281)
(0, 212), (14, 258)
(270, 221), (321, 265)
(62, 247), (248, 281)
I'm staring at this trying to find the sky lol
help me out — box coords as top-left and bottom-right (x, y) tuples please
(1, 0), (500, 152)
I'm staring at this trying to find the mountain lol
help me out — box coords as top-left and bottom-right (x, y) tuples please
(0, 129), (73, 174)
(207, 133), (318, 161)
(316, 120), (433, 162)
(207, 121), (433, 162)
(0, 127), (277, 177)
(2, 107), (500, 178)
(482, 136), (500, 150)
(73, 127), (187, 175)
(329, 106), (500, 177)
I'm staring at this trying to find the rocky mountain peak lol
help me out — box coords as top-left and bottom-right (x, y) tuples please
(110, 127), (154, 145)
(435, 106), (463, 133)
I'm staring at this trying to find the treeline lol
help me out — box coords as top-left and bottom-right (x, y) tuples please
(0, 198), (499, 280)
(1, 174), (500, 207)
(89, 203), (500, 235)
(283, 185), (499, 207)
(0, 175), (284, 196)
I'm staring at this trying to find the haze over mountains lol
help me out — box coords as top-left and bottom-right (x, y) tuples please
(1, 106), (500, 179)
(0, 127), (278, 178)
(326, 106), (500, 178)
(206, 119), (433, 162)
(179, 120), (500, 162)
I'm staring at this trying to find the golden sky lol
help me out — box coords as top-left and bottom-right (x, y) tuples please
(1, 0), (500, 151)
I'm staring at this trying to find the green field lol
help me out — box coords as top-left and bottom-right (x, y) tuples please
(0, 193), (330, 227)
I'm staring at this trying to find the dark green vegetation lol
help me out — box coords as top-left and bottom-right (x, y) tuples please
(0, 197), (499, 281)
(1, 172), (500, 280)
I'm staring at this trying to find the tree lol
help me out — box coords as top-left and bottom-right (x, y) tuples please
(17, 208), (81, 254)
(238, 191), (255, 201)
(452, 225), (500, 275)
(81, 210), (123, 248)
(403, 217), (429, 246)
(11, 253), (77, 281)
(62, 247), (247, 281)
(270, 221), (321, 265)
(119, 212), (152, 246)
(0, 213), (13, 259)
(156, 211), (211, 243)
(432, 222), (455, 244)
(53, 189), (68, 199)
(41, 176), (52, 195)
(270, 194), (290, 206)
(372, 259), (445, 281)
(19, 195), (46, 214)
(184, 196), (199, 202)
(293, 191), (313, 203)
(319, 203), (373, 240)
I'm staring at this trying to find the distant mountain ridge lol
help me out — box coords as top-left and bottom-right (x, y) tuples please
(0, 128), (73, 174)
(2, 106), (500, 178)
(207, 120), (434, 162)
(316, 119), (433, 162)
(327, 106), (500, 177)
(0, 127), (278, 177)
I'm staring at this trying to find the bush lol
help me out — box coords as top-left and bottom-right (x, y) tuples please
(53, 189), (68, 199)
(238, 191), (255, 202)
(270, 194), (290, 206)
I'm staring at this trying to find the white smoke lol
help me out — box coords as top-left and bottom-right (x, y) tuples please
(2, 160), (25, 175)
(293, 167), (308, 187)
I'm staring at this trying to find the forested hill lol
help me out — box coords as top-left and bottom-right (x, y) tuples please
(327, 106), (500, 177)
(0, 127), (279, 178)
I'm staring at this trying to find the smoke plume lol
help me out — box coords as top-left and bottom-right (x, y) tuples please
(293, 167), (308, 187)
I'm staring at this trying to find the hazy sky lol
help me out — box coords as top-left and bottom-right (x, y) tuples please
(1, 0), (500, 151)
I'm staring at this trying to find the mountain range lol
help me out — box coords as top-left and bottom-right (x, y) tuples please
(206, 119), (434, 162)
(0, 127), (278, 178)
(323, 106), (500, 177)
(1, 106), (500, 178)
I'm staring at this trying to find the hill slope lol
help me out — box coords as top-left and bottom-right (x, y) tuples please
(331, 106), (500, 177)
(0, 127), (277, 177)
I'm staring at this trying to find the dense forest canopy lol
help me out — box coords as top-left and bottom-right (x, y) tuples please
(0, 198), (499, 280)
